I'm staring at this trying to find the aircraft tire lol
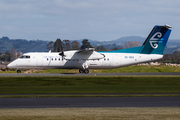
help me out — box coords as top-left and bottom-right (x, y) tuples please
(84, 69), (89, 74)
(17, 70), (21, 74)
(79, 69), (84, 73)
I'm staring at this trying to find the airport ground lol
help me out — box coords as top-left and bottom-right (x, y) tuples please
(0, 76), (180, 96)
(1, 68), (180, 120)
(3, 65), (180, 74)
(0, 107), (180, 120)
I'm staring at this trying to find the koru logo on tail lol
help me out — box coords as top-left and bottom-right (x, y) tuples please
(149, 32), (163, 49)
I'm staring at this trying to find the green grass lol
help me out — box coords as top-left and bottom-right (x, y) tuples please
(2, 65), (180, 73)
(1, 108), (180, 120)
(0, 76), (180, 95)
(33, 65), (180, 73)
(0, 70), (17, 73)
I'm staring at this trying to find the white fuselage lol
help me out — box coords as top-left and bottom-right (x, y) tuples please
(8, 51), (163, 69)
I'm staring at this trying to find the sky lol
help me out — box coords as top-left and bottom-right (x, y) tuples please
(0, 0), (180, 41)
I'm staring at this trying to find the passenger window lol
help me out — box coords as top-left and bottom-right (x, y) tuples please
(59, 58), (60, 61)
(47, 58), (49, 61)
(104, 58), (106, 61)
(55, 58), (57, 61)
(52, 58), (53, 61)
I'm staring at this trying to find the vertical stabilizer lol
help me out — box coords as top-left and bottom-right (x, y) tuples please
(139, 25), (172, 54)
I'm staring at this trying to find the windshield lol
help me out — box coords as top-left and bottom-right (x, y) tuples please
(19, 55), (30, 59)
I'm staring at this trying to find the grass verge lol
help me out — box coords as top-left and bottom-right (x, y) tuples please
(0, 76), (180, 97)
(34, 65), (180, 73)
(3, 65), (180, 73)
(0, 108), (180, 120)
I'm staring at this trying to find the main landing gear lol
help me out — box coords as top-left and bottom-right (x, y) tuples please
(17, 69), (21, 74)
(79, 62), (89, 74)
(79, 69), (89, 74)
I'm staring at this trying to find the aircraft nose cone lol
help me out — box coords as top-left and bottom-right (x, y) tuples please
(7, 62), (14, 68)
(7, 63), (11, 68)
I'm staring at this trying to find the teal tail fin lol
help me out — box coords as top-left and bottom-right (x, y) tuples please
(139, 24), (172, 54)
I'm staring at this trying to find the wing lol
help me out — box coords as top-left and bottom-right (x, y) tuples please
(64, 48), (105, 60)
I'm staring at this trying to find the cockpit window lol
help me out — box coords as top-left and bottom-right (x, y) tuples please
(20, 55), (30, 59)
(20, 56), (25, 58)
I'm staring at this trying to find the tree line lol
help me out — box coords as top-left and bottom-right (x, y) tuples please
(47, 38), (111, 52)
(47, 39), (94, 52)
(0, 51), (11, 62)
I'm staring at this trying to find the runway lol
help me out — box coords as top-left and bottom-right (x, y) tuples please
(1, 72), (180, 76)
(0, 97), (180, 108)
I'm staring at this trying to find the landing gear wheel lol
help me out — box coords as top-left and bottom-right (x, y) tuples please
(17, 70), (21, 74)
(84, 69), (89, 74)
(79, 69), (84, 73)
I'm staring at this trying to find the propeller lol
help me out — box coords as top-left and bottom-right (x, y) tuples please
(59, 51), (64, 57)
(58, 39), (65, 60)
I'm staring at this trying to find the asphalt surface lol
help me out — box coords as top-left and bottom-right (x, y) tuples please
(0, 97), (180, 108)
(1, 72), (180, 76)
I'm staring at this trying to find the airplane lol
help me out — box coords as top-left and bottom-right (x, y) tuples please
(7, 24), (172, 74)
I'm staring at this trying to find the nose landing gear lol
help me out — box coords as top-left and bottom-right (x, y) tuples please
(17, 69), (21, 74)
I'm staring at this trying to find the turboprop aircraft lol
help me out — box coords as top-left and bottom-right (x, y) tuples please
(7, 24), (172, 74)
